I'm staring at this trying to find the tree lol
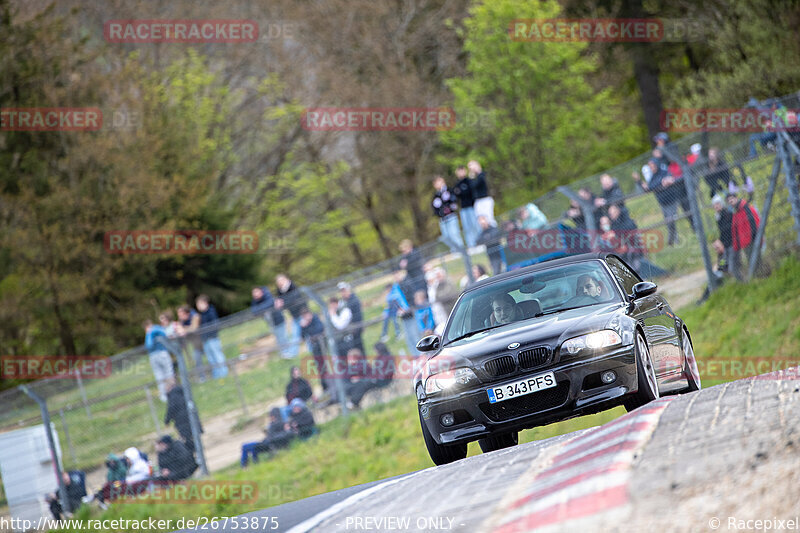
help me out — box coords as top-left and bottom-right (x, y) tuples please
(438, 0), (644, 206)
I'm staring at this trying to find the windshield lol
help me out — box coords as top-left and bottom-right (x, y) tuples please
(442, 260), (621, 344)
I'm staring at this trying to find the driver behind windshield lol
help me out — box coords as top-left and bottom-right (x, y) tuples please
(491, 294), (523, 325)
(576, 273), (605, 300)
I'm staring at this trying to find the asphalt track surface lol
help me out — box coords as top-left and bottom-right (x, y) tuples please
(175, 367), (800, 533)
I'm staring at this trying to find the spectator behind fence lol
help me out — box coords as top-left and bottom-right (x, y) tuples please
(593, 174), (628, 219)
(159, 310), (178, 337)
(48, 470), (86, 518)
(164, 377), (201, 454)
(143, 318), (175, 402)
(461, 264), (489, 290)
(477, 215), (505, 275)
(431, 175), (465, 254)
(413, 290), (435, 337)
(398, 239), (427, 296)
(328, 296), (355, 358)
(728, 192), (765, 280)
(176, 305), (207, 382)
(155, 435), (197, 482)
(337, 282), (365, 354)
(516, 202), (547, 230)
(344, 348), (385, 409)
(251, 286), (291, 358)
(285, 365), (313, 408)
(646, 158), (682, 246)
(240, 408), (294, 467)
(698, 239), (731, 304)
(426, 267), (459, 334)
(712, 194), (733, 263)
(704, 148), (731, 198)
(275, 274), (308, 359)
(468, 160), (496, 226)
(453, 165), (479, 248)
(563, 199), (587, 230)
(195, 295), (229, 379)
(299, 307), (328, 391)
(379, 282), (403, 342)
(687, 143), (702, 166)
(390, 270), (421, 356)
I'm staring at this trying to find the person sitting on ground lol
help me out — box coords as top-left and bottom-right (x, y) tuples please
(488, 294), (523, 326)
(286, 398), (316, 439)
(240, 408), (294, 467)
(344, 348), (378, 409)
(47, 470), (87, 518)
(413, 290), (436, 337)
(283, 365), (313, 419)
(372, 342), (396, 388)
(154, 435), (197, 482)
(95, 447), (152, 503)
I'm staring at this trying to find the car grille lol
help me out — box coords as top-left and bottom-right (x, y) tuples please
(484, 356), (516, 377)
(518, 346), (550, 369)
(479, 382), (570, 422)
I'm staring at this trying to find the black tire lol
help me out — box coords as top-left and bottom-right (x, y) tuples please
(418, 409), (468, 465)
(681, 327), (702, 392)
(624, 331), (660, 412)
(478, 431), (519, 453)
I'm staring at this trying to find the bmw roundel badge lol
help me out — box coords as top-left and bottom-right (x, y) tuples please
(508, 342), (520, 349)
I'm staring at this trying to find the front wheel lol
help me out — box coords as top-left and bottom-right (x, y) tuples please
(478, 431), (519, 453)
(624, 331), (660, 412)
(682, 327), (702, 392)
(418, 409), (468, 465)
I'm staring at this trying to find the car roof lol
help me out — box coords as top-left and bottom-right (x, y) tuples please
(465, 252), (615, 293)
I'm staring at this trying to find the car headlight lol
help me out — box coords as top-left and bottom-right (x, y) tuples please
(561, 330), (622, 356)
(424, 367), (477, 394)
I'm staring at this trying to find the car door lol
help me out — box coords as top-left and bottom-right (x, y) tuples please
(605, 256), (674, 376)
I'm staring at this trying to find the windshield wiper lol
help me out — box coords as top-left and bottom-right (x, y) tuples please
(444, 325), (503, 345)
(533, 305), (593, 317)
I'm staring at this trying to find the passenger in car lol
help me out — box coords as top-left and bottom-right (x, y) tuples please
(489, 294), (523, 325)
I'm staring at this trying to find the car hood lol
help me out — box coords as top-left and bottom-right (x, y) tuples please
(433, 302), (625, 367)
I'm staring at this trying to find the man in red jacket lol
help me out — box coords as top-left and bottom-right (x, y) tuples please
(727, 193), (761, 280)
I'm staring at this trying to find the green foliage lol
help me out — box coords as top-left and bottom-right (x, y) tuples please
(438, 0), (645, 204)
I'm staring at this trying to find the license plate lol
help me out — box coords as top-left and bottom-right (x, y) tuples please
(487, 372), (556, 404)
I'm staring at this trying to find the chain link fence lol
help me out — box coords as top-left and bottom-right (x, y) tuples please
(2, 91), (800, 523)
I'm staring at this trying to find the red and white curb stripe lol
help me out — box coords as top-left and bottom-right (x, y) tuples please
(491, 397), (675, 533)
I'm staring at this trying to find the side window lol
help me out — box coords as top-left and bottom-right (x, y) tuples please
(606, 256), (640, 295)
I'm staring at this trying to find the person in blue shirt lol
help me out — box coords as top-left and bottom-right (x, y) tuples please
(195, 294), (229, 379)
(379, 283), (403, 342)
(413, 290), (436, 336)
(144, 319), (175, 401)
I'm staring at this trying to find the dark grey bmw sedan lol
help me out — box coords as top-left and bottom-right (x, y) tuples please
(414, 253), (701, 465)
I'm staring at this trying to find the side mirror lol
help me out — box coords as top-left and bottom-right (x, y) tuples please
(631, 281), (657, 299)
(416, 335), (441, 352)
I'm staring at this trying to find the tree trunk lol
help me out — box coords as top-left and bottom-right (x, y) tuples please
(631, 44), (664, 143)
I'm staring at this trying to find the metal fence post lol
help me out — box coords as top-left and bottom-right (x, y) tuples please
(747, 154), (782, 280)
(20, 386), (70, 513)
(229, 361), (249, 417)
(164, 339), (208, 475)
(778, 131), (800, 245)
(662, 146), (718, 293)
(300, 287), (348, 417)
(74, 371), (92, 420)
(58, 408), (78, 467)
(144, 386), (162, 436)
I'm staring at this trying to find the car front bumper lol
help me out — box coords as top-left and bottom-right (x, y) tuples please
(418, 344), (637, 445)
